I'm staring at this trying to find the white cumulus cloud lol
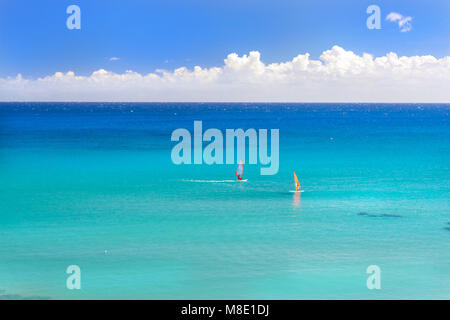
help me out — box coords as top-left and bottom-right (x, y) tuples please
(386, 12), (413, 32)
(1, 46), (449, 102)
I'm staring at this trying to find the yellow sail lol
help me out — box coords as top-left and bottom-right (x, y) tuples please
(293, 172), (301, 191)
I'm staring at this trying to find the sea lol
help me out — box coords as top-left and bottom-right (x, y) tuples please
(0, 102), (448, 299)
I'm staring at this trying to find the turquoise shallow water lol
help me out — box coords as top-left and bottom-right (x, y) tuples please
(0, 103), (449, 299)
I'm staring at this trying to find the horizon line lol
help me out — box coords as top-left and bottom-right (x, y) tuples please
(0, 101), (449, 104)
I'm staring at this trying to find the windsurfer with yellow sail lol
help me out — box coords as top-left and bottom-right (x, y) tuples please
(291, 172), (303, 193)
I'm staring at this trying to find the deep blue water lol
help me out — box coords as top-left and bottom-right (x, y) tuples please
(0, 103), (449, 299)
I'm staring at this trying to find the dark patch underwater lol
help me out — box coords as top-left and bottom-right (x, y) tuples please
(357, 212), (402, 218)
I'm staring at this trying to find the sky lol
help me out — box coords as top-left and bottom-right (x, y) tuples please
(0, 0), (449, 102)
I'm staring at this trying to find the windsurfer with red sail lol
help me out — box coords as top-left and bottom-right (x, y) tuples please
(235, 160), (244, 181)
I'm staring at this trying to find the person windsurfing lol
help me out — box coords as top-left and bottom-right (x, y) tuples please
(235, 160), (244, 181)
(293, 172), (301, 192)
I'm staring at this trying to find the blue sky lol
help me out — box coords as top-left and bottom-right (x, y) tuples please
(1, 0), (449, 78)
